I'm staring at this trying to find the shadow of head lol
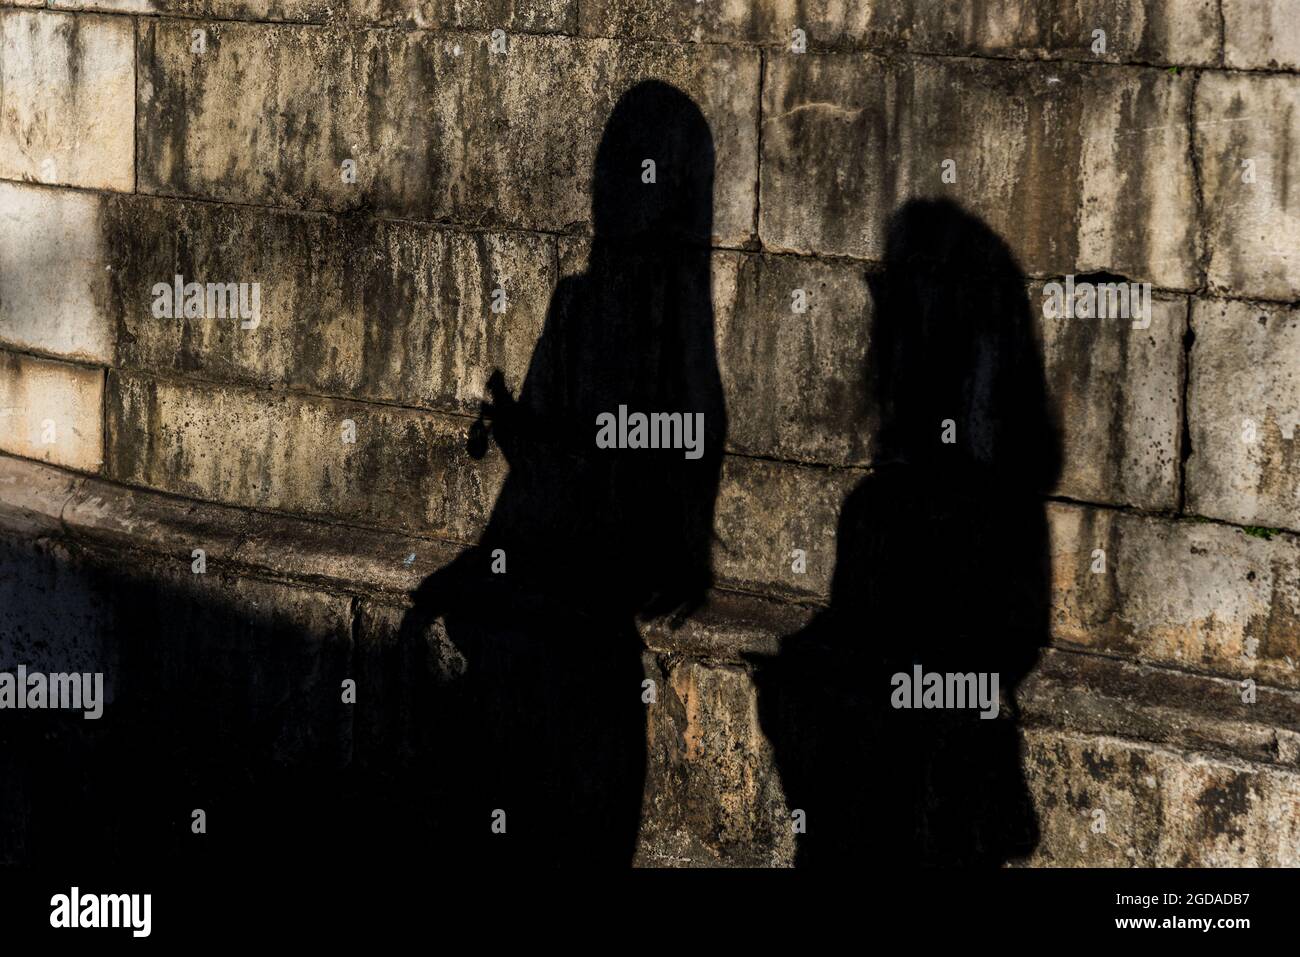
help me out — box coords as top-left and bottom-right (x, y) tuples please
(866, 198), (1062, 492)
(591, 80), (715, 246)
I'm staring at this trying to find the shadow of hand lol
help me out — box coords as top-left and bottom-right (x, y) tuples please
(467, 369), (516, 461)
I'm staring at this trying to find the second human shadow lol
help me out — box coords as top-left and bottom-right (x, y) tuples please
(751, 198), (1063, 867)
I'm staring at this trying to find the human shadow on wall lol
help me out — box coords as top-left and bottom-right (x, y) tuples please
(395, 81), (727, 865)
(751, 199), (1062, 867)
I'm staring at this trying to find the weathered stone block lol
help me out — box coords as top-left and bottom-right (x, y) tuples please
(1, 449), (458, 598)
(1039, 289), (1185, 509)
(1187, 298), (1300, 532)
(1048, 503), (1300, 689)
(0, 10), (134, 191)
(106, 195), (555, 417)
(719, 252), (876, 466)
(580, 0), (896, 46)
(638, 656), (793, 866)
(73, 552), (356, 767)
(0, 183), (114, 364)
(1223, 0), (1300, 70)
(1155, 753), (1300, 866)
(51, 0), (322, 17)
(0, 352), (104, 472)
(1021, 729), (1166, 866)
(556, 240), (869, 469)
(344, 0), (575, 31)
(761, 54), (1197, 289)
(712, 454), (857, 600)
(714, 253), (1184, 506)
(902, 0), (1220, 66)
(583, 0), (1219, 67)
(1195, 72), (1300, 302)
(712, 246), (1184, 507)
(51, 0), (574, 31)
(137, 22), (759, 245)
(104, 363), (863, 599)
(1022, 729), (1300, 867)
(106, 371), (507, 539)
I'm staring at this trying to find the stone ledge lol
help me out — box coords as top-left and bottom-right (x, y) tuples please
(0, 452), (455, 598)
(0, 10), (135, 192)
(3, 451), (1298, 772)
(1048, 501), (1300, 688)
(0, 449), (817, 636)
(1021, 647), (1300, 768)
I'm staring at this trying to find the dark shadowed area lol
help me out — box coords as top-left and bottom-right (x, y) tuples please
(751, 198), (1063, 867)
(394, 79), (727, 865)
(0, 100), (1061, 879)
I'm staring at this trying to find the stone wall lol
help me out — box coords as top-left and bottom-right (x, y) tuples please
(1, 0), (1298, 868)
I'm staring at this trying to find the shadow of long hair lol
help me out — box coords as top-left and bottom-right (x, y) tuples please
(752, 198), (1062, 867)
